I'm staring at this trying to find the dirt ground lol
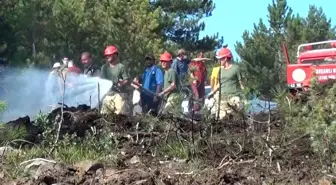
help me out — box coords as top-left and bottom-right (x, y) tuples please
(1, 105), (334, 185)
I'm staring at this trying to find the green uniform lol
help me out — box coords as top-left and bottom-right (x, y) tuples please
(101, 63), (129, 93)
(219, 64), (243, 98)
(163, 68), (180, 97)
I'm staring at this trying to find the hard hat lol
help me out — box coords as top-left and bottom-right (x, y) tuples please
(53, 62), (61, 68)
(159, 51), (173, 62)
(216, 48), (232, 59)
(104, 45), (118, 56)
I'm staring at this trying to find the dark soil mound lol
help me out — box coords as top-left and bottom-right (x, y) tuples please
(2, 104), (332, 185)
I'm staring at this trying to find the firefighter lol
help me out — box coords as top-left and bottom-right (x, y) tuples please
(100, 45), (130, 115)
(158, 51), (181, 114)
(208, 47), (244, 119)
(81, 52), (101, 77)
(140, 53), (164, 115)
(172, 48), (190, 84)
(189, 52), (207, 112)
(210, 45), (229, 91)
(46, 62), (63, 108)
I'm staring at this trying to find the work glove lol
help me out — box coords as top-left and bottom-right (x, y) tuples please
(158, 91), (165, 97)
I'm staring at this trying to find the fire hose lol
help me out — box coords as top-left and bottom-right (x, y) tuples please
(130, 81), (167, 115)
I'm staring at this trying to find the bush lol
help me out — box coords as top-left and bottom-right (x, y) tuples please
(281, 79), (336, 170)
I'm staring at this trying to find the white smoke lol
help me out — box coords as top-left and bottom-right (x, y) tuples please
(0, 67), (112, 122)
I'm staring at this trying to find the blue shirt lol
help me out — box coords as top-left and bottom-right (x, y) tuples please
(172, 58), (190, 82)
(141, 65), (164, 94)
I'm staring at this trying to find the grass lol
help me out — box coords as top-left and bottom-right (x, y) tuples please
(158, 139), (190, 159)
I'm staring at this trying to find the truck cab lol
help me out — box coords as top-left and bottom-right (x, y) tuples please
(285, 40), (336, 94)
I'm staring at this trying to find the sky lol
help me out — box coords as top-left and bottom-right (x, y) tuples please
(199, 0), (336, 59)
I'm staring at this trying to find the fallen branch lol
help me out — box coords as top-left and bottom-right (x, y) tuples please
(244, 115), (271, 124)
(216, 157), (256, 170)
(20, 158), (57, 166)
(216, 155), (229, 169)
(234, 159), (256, 164)
(326, 174), (336, 179)
(114, 131), (162, 137)
(175, 171), (194, 175)
(282, 133), (310, 147)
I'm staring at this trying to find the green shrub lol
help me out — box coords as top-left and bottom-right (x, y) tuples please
(281, 79), (336, 169)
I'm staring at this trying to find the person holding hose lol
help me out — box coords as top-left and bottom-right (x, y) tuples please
(100, 45), (130, 115)
(208, 47), (244, 119)
(210, 45), (228, 91)
(158, 51), (181, 114)
(140, 53), (164, 115)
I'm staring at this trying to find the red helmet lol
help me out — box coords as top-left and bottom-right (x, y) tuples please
(160, 51), (172, 62)
(216, 48), (232, 59)
(104, 45), (118, 56)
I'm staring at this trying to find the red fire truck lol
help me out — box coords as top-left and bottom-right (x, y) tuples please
(283, 40), (336, 95)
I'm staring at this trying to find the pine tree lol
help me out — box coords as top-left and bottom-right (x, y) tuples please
(151, 0), (222, 52)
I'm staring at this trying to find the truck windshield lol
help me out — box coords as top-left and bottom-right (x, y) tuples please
(302, 58), (336, 65)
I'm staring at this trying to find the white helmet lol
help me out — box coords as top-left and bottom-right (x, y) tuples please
(53, 62), (61, 69)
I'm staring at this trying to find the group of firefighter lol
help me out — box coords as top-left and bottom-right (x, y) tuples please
(50, 45), (245, 119)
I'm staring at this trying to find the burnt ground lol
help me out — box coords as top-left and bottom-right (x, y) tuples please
(0, 105), (334, 185)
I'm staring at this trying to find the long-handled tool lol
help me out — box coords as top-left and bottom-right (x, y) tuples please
(130, 81), (167, 115)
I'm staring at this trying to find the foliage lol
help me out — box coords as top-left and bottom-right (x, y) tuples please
(0, 100), (7, 124)
(279, 80), (336, 168)
(0, 101), (27, 145)
(151, 0), (223, 52)
(0, 0), (221, 74)
(0, 101), (6, 114)
(0, 124), (27, 146)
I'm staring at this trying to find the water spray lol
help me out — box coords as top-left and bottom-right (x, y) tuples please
(0, 67), (112, 122)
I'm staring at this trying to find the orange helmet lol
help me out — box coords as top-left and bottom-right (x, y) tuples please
(216, 48), (232, 59)
(160, 51), (173, 62)
(104, 45), (118, 56)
